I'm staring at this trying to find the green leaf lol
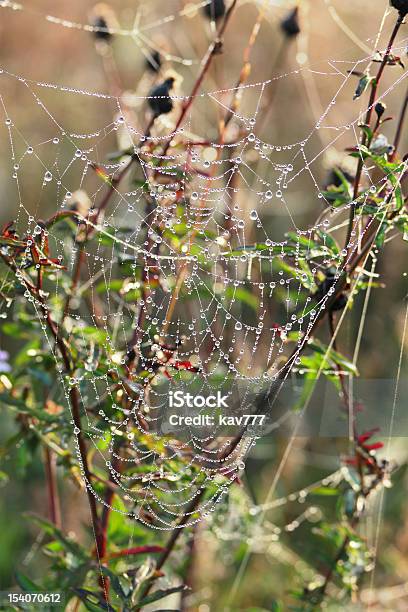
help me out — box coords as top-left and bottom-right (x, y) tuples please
(225, 286), (259, 311)
(315, 230), (340, 255)
(0, 394), (61, 423)
(25, 515), (87, 560)
(15, 571), (44, 593)
(72, 589), (118, 612)
(0, 470), (9, 486)
(136, 585), (188, 607)
(99, 567), (128, 600)
(311, 487), (339, 496)
(306, 339), (358, 375)
(0, 236), (26, 248)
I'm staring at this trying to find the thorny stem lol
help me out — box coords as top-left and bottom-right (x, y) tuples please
(344, 12), (404, 254)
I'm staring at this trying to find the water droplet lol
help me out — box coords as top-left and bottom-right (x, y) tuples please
(44, 171), (53, 182)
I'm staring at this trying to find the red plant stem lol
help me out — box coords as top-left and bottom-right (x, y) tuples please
(102, 546), (164, 561)
(38, 260), (62, 528)
(71, 392), (101, 539)
(344, 13), (404, 253)
(44, 447), (61, 527)
(161, 0), (238, 158)
(62, 247), (85, 321)
(97, 444), (122, 598)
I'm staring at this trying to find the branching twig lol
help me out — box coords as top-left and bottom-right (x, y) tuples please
(344, 12), (404, 253)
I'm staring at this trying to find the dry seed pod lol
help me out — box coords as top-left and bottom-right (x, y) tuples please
(148, 77), (175, 117)
(390, 0), (408, 15)
(203, 0), (226, 21)
(89, 4), (117, 42)
(375, 102), (386, 119)
(281, 7), (301, 38)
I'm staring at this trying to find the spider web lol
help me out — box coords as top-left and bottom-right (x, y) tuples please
(0, 2), (406, 583)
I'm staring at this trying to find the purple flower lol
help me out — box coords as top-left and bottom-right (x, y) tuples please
(0, 350), (11, 373)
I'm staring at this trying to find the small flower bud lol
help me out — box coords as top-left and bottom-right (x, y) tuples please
(375, 101), (386, 119)
(145, 50), (162, 74)
(390, 0), (408, 15)
(203, 0), (226, 21)
(280, 7), (301, 38)
(148, 77), (175, 117)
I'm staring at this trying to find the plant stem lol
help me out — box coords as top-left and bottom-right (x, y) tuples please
(392, 82), (408, 157)
(317, 459), (388, 600)
(136, 489), (205, 608)
(44, 447), (61, 527)
(344, 12), (404, 254)
(0, 252), (104, 564)
(161, 0), (238, 158)
(180, 525), (198, 612)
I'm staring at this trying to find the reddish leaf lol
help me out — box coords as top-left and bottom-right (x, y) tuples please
(357, 428), (380, 444)
(104, 545), (164, 560)
(363, 442), (384, 451)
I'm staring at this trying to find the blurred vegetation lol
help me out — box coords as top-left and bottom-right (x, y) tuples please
(0, 1), (408, 611)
